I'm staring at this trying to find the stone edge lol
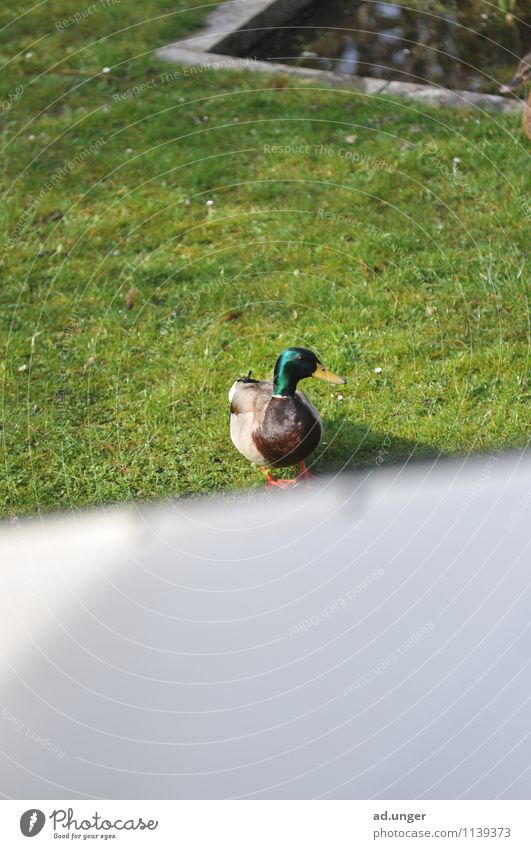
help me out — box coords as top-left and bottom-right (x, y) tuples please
(156, 0), (522, 114)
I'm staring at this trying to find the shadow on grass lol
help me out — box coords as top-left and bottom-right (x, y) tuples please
(217, 418), (444, 498)
(318, 417), (443, 472)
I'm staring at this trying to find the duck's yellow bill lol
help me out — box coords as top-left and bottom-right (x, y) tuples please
(312, 363), (346, 385)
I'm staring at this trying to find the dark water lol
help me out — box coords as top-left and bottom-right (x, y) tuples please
(248, 0), (530, 93)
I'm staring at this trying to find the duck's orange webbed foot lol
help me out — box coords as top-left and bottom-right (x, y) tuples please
(261, 467), (299, 489)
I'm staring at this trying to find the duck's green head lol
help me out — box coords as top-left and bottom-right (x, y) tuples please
(273, 347), (346, 397)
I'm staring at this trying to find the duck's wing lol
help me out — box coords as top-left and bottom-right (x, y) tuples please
(229, 378), (273, 413)
(229, 378), (273, 464)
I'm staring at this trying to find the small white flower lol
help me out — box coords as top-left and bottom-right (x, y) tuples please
(126, 147), (133, 154)
(18, 364), (28, 372)
(25, 52), (33, 59)
(374, 367), (382, 373)
(206, 199), (214, 206)
(337, 394), (344, 401)
(102, 67), (111, 74)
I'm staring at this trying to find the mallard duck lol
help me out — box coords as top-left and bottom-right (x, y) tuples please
(229, 347), (346, 488)
(500, 52), (531, 140)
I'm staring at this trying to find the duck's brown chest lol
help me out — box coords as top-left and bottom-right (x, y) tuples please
(253, 396), (322, 468)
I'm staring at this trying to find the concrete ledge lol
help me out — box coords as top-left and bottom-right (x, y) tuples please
(156, 44), (522, 114)
(157, 0), (522, 114)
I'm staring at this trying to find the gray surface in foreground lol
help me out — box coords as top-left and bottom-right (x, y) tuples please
(0, 452), (530, 799)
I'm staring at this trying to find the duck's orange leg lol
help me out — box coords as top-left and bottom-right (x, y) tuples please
(261, 467), (298, 489)
(297, 461), (316, 482)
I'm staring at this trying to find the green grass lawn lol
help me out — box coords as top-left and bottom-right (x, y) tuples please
(1, 0), (529, 516)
